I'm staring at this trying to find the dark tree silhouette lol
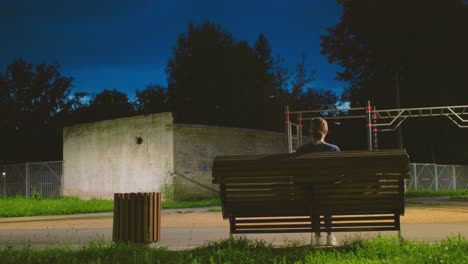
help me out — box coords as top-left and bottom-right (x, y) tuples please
(87, 89), (135, 121)
(166, 21), (285, 130)
(250, 34), (280, 130)
(321, 0), (468, 163)
(167, 21), (339, 131)
(135, 84), (170, 115)
(321, 0), (467, 108)
(59, 89), (136, 126)
(0, 59), (73, 124)
(0, 58), (74, 163)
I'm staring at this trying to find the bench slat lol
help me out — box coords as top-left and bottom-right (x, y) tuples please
(232, 227), (399, 234)
(224, 181), (401, 189)
(214, 159), (408, 171)
(214, 150), (409, 236)
(214, 175), (408, 184)
(215, 149), (407, 162)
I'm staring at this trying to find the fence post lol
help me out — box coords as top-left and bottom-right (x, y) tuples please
(2, 166), (5, 197)
(413, 163), (417, 190)
(434, 164), (438, 191)
(298, 112), (303, 148)
(366, 100), (373, 151)
(285, 105), (293, 154)
(25, 162), (30, 197)
(452, 165), (457, 190)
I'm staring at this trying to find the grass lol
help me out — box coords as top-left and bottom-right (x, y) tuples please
(0, 196), (221, 218)
(405, 189), (468, 198)
(0, 236), (467, 264)
(1, 189), (467, 218)
(162, 198), (220, 209)
(0, 196), (114, 218)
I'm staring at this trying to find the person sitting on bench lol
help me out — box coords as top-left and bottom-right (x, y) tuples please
(296, 117), (339, 246)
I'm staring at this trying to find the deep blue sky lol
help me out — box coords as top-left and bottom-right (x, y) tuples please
(1, 0), (346, 100)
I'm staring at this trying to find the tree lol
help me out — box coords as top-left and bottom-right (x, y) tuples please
(57, 92), (93, 126)
(0, 58), (73, 126)
(277, 54), (338, 111)
(166, 21), (339, 131)
(87, 89), (134, 121)
(321, 0), (467, 108)
(166, 21), (284, 130)
(135, 84), (170, 114)
(321, 0), (468, 162)
(0, 58), (74, 162)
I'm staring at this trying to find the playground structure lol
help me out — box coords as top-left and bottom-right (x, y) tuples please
(284, 102), (468, 153)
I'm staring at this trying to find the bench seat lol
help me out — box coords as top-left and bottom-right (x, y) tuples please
(212, 149), (410, 235)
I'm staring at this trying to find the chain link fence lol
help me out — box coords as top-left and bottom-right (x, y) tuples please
(0, 161), (466, 198)
(1, 161), (63, 198)
(406, 163), (468, 191)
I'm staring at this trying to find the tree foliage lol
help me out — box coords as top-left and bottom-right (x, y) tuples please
(62, 89), (135, 125)
(0, 58), (73, 125)
(89, 89), (134, 120)
(166, 22), (274, 129)
(321, 0), (468, 163)
(0, 58), (74, 162)
(135, 84), (170, 115)
(321, 0), (467, 108)
(167, 21), (337, 131)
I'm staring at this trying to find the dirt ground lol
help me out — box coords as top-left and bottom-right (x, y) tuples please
(0, 204), (467, 230)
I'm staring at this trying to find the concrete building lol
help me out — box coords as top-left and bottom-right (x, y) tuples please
(62, 112), (287, 200)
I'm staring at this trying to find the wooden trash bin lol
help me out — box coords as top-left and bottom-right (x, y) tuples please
(113, 192), (161, 243)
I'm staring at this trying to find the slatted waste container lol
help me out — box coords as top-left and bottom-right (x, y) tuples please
(113, 192), (161, 243)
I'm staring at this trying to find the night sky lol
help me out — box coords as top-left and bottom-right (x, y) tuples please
(1, 0), (345, 100)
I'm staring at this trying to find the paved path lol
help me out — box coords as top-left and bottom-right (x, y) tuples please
(0, 198), (467, 250)
(1, 223), (467, 250)
(0, 206), (220, 224)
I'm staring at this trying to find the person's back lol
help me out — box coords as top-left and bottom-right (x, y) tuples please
(296, 117), (340, 154)
(295, 117), (339, 246)
(296, 141), (339, 153)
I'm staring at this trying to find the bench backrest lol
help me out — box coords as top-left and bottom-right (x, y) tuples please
(212, 150), (410, 219)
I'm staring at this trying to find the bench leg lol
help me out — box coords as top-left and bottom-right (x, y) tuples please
(395, 213), (403, 245)
(229, 217), (235, 240)
(310, 215), (321, 246)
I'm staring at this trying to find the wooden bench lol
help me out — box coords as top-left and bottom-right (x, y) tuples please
(212, 149), (410, 238)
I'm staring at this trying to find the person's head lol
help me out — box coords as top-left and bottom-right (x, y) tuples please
(309, 117), (328, 142)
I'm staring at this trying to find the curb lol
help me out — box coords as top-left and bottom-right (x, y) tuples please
(0, 206), (222, 223)
(406, 196), (468, 203)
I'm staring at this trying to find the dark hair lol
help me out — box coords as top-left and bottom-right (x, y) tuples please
(310, 117), (328, 140)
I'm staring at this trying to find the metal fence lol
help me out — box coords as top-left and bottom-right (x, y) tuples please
(1, 161), (63, 198)
(0, 161), (467, 198)
(406, 163), (468, 191)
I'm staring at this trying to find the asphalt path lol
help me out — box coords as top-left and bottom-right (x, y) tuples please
(1, 198), (467, 250)
(1, 223), (467, 250)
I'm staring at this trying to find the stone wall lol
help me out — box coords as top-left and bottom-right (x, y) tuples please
(173, 124), (287, 200)
(62, 113), (174, 199)
(62, 113), (287, 201)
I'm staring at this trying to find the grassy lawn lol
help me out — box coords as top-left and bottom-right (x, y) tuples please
(163, 198), (220, 209)
(0, 236), (467, 264)
(0, 196), (221, 218)
(1, 189), (466, 218)
(0, 196), (113, 218)
(405, 189), (468, 198)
